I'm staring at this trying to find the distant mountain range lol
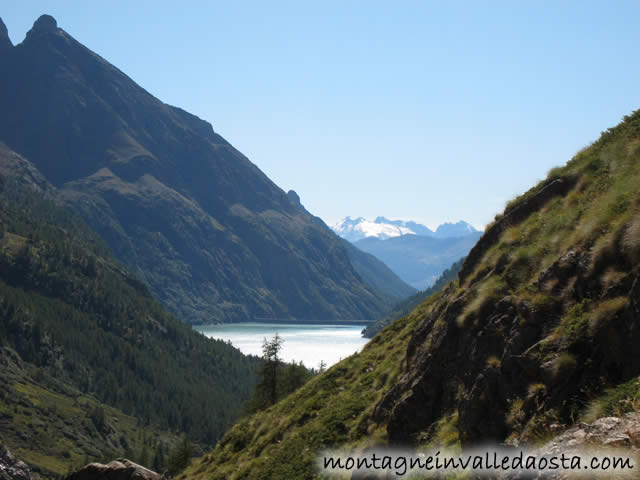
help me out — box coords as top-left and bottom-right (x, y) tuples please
(331, 216), (479, 242)
(332, 216), (481, 289)
(354, 233), (481, 289)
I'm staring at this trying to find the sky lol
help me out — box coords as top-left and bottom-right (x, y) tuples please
(3, 1), (640, 230)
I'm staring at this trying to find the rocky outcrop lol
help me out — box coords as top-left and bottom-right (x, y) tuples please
(0, 143), (54, 193)
(508, 413), (640, 479)
(459, 176), (576, 284)
(376, 256), (640, 444)
(66, 460), (163, 480)
(373, 159), (640, 445)
(0, 445), (34, 480)
(539, 413), (640, 452)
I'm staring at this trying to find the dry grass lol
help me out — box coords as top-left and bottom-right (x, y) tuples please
(622, 212), (640, 263)
(457, 276), (507, 327)
(589, 296), (628, 333)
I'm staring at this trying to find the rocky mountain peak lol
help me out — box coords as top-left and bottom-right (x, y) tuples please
(33, 14), (58, 32)
(0, 18), (12, 52)
(287, 189), (301, 206)
(26, 14), (59, 40)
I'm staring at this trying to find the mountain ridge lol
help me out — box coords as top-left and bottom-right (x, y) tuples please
(0, 15), (392, 324)
(0, 143), (263, 476)
(354, 232), (482, 289)
(331, 216), (479, 242)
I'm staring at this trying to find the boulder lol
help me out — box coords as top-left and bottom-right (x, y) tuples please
(0, 445), (33, 480)
(66, 459), (163, 480)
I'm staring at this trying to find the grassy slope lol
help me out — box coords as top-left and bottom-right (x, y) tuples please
(182, 296), (439, 480)
(184, 109), (640, 479)
(362, 258), (464, 338)
(0, 173), (261, 474)
(0, 347), (180, 478)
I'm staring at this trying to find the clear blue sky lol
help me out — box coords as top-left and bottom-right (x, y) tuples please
(3, 1), (639, 229)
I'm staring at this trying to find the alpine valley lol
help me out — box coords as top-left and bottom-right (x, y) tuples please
(182, 110), (640, 478)
(0, 13), (408, 478)
(1, 11), (640, 480)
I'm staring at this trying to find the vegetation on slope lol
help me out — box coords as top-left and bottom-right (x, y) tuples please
(244, 334), (316, 414)
(184, 109), (640, 479)
(0, 346), (181, 478)
(181, 301), (429, 480)
(362, 258), (464, 338)
(0, 175), (261, 457)
(340, 239), (416, 301)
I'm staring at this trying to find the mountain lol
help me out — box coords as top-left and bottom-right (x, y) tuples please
(340, 239), (416, 300)
(284, 191), (415, 301)
(432, 220), (479, 238)
(354, 232), (481, 289)
(183, 110), (640, 479)
(361, 257), (464, 338)
(331, 216), (479, 242)
(0, 145), (261, 476)
(331, 216), (420, 242)
(0, 15), (390, 324)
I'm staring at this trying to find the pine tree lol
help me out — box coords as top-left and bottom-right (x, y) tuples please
(261, 333), (283, 405)
(152, 442), (165, 473)
(167, 436), (192, 475)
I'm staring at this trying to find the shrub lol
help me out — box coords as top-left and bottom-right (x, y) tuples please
(583, 378), (640, 423)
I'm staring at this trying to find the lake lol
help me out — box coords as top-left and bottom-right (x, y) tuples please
(195, 322), (369, 369)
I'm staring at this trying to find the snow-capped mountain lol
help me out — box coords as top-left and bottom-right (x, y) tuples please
(331, 217), (417, 242)
(331, 216), (479, 242)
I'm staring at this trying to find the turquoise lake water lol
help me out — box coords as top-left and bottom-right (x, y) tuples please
(195, 322), (368, 369)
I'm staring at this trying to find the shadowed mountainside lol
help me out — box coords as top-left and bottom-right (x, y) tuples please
(0, 144), (262, 476)
(0, 15), (392, 324)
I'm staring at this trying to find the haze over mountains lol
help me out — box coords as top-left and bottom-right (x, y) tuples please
(333, 216), (481, 289)
(0, 15), (399, 324)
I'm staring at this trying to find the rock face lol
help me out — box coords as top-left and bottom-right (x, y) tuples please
(507, 413), (640, 479)
(0, 18), (11, 52)
(0, 15), (391, 323)
(372, 109), (640, 446)
(458, 176), (576, 283)
(0, 142), (54, 193)
(376, 230), (640, 445)
(66, 460), (162, 480)
(0, 445), (33, 480)
(540, 413), (640, 452)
